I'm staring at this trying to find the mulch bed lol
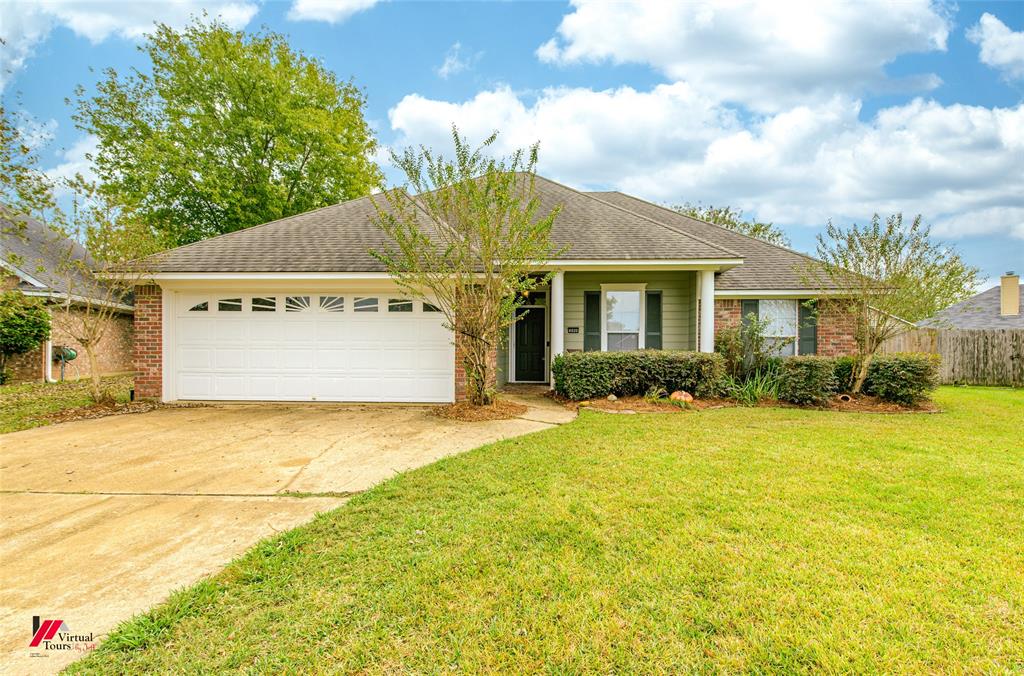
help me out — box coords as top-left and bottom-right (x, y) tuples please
(432, 399), (529, 422)
(547, 391), (938, 415)
(44, 401), (208, 425)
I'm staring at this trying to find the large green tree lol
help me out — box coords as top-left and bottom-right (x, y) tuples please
(1, 105), (57, 227)
(74, 18), (383, 246)
(673, 203), (791, 248)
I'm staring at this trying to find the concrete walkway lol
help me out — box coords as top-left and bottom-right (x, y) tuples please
(0, 394), (573, 674)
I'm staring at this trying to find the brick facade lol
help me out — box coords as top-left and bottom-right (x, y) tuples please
(133, 285), (163, 399)
(3, 305), (133, 385)
(712, 298), (857, 356)
(816, 302), (859, 356)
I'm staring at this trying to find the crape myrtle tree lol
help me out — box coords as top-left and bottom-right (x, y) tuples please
(45, 179), (162, 403)
(807, 213), (979, 393)
(372, 128), (563, 406)
(74, 17), (383, 246)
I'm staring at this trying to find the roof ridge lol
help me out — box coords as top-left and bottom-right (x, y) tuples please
(596, 190), (825, 267)
(533, 176), (742, 259)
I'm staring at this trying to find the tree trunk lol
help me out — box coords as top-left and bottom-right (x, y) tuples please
(83, 344), (105, 404)
(852, 352), (874, 394)
(462, 333), (494, 406)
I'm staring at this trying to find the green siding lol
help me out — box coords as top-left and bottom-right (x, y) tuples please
(563, 271), (697, 351)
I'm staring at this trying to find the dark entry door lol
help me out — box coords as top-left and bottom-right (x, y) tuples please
(515, 306), (546, 381)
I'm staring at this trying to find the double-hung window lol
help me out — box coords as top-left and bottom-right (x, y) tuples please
(601, 284), (645, 351)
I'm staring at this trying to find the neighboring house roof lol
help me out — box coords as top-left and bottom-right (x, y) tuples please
(136, 176), (740, 274)
(917, 285), (1024, 329)
(588, 191), (839, 290)
(1, 212), (130, 309)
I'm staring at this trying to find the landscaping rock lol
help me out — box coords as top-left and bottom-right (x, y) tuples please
(607, 394), (617, 401)
(670, 390), (694, 403)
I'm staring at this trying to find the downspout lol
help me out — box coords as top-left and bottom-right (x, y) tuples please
(44, 340), (58, 383)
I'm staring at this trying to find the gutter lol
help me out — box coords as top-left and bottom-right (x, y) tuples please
(44, 340), (58, 383)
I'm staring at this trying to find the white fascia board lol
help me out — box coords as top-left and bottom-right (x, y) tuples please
(0, 259), (47, 288)
(539, 258), (743, 271)
(21, 289), (135, 312)
(141, 272), (395, 281)
(715, 289), (847, 298)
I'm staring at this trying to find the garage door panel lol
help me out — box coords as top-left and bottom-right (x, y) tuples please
(212, 321), (247, 342)
(214, 348), (246, 369)
(173, 292), (455, 402)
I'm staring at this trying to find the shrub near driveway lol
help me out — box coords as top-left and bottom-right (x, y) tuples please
(552, 350), (724, 400)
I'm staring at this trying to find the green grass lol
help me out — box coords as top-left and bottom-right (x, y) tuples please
(69, 387), (1023, 673)
(0, 375), (132, 434)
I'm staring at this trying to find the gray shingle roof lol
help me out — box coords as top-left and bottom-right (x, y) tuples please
(588, 192), (839, 290)
(918, 285), (1024, 329)
(137, 177), (740, 273)
(1, 213), (114, 302)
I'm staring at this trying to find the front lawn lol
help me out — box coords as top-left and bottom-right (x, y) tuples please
(0, 375), (132, 434)
(72, 387), (1023, 672)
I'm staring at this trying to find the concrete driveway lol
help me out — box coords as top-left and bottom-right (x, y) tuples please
(0, 395), (572, 673)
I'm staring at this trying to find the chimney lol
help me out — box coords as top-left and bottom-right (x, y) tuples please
(1001, 272), (1020, 316)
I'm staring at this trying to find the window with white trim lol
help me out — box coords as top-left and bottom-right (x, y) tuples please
(602, 284), (645, 351)
(759, 299), (798, 356)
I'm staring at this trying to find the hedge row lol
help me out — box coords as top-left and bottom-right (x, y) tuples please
(552, 349), (939, 407)
(551, 350), (725, 400)
(780, 352), (940, 406)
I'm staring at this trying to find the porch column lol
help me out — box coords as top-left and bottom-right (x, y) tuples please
(550, 270), (565, 384)
(699, 269), (715, 353)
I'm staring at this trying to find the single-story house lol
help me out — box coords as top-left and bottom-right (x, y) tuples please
(918, 272), (1021, 329)
(126, 176), (857, 403)
(1, 213), (134, 383)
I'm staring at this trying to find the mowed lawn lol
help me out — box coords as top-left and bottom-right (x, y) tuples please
(71, 387), (1023, 673)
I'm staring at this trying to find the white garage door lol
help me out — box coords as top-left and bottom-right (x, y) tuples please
(172, 292), (455, 402)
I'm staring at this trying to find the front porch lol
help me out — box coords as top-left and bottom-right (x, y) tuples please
(498, 268), (718, 386)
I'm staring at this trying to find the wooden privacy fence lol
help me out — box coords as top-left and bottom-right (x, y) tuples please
(880, 328), (1024, 387)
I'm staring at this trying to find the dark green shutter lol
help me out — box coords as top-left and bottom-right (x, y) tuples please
(798, 299), (818, 355)
(645, 292), (662, 349)
(741, 299), (759, 328)
(584, 291), (601, 351)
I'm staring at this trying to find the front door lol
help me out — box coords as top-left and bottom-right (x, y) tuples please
(514, 306), (546, 381)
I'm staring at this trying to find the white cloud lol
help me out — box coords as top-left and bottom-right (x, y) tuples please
(287, 0), (378, 23)
(968, 13), (1024, 81)
(537, 0), (950, 111)
(388, 87), (1024, 239)
(0, 1), (258, 91)
(45, 134), (100, 191)
(436, 42), (479, 80)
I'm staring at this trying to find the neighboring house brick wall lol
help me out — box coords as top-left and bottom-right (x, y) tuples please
(133, 285), (163, 399)
(49, 308), (134, 380)
(5, 345), (45, 382)
(4, 306), (133, 384)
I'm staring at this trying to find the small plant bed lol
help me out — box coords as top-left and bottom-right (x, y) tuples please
(43, 399), (208, 425)
(433, 398), (528, 422)
(822, 393), (940, 414)
(1, 374), (135, 433)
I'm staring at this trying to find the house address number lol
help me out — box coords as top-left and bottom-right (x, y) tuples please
(567, 327), (580, 334)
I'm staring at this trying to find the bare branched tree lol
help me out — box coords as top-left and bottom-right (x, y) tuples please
(372, 127), (563, 405)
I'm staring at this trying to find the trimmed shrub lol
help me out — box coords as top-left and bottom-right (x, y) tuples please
(551, 350), (725, 401)
(867, 353), (940, 405)
(832, 356), (857, 393)
(778, 356), (837, 406)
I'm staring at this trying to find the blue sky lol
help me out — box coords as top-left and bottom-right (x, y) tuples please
(2, 0), (1022, 286)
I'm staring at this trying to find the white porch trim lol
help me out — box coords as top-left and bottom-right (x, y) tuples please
(699, 270), (715, 353)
